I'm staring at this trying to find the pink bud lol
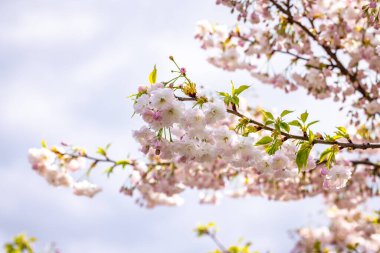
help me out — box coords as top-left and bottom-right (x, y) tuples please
(153, 111), (162, 121)
(320, 167), (328, 176)
(138, 86), (147, 93)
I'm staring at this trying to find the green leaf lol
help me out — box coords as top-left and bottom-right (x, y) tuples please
(262, 110), (274, 120)
(234, 85), (250, 96)
(307, 120), (319, 128)
(255, 136), (273, 146)
(296, 147), (311, 171)
(280, 110), (294, 117)
(300, 111), (309, 123)
(324, 134), (335, 142)
(266, 140), (281, 155)
(41, 139), (47, 148)
(231, 96), (240, 105)
(223, 96), (231, 106)
(308, 129), (314, 143)
(86, 161), (98, 177)
(319, 148), (332, 163)
(228, 246), (239, 253)
(104, 166), (116, 177)
(280, 122), (290, 133)
(274, 122), (281, 132)
(288, 120), (302, 127)
(218, 92), (229, 97)
(194, 222), (216, 237)
(231, 81), (235, 95)
(319, 145), (338, 168)
(264, 120), (274, 125)
(97, 147), (107, 156)
(116, 160), (131, 168)
(336, 126), (347, 134)
(148, 65), (157, 84)
(332, 134), (343, 140)
(334, 126), (349, 140)
(326, 152), (336, 168)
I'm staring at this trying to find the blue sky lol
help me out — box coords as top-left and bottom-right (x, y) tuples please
(0, 0), (347, 252)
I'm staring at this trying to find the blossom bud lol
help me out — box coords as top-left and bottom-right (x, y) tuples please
(320, 167), (328, 176)
(138, 86), (147, 93)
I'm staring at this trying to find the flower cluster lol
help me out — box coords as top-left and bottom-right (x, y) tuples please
(195, 0), (380, 125)
(292, 206), (380, 253)
(129, 80), (360, 207)
(28, 147), (102, 198)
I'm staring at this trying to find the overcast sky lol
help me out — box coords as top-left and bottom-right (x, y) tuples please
(0, 0), (347, 252)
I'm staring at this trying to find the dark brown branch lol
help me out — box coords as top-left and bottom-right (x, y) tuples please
(351, 159), (380, 169)
(176, 96), (380, 150)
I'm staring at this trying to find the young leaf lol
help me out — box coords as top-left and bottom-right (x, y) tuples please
(336, 126), (347, 134)
(148, 65), (157, 84)
(105, 143), (112, 150)
(234, 85), (250, 96)
(97, 147), (107, 157)
(41, 139), (47, 148)
(319, 148), (332, 163)
(231, 96), (240, 105)
(104, 166), (115, 177)
(280, 110), (294, 117)
(300, 111), (309, 123)
(288, 120), (302, 127)
(231, 81), (235, 95)
(266, 140), (281, 155)
(280, 122), (290, 133)
(296, 147), (311, 171)
(218, 92), (229, 97)
(194, 222), (216, 237)
(116, 160), (131, 168)
(307, 120), (319, 128)
(224, 97), (232, 106)
(264, 120), (274, 126)
(255, 136), (273, 146)
(308, 129), (314, 143)
(262, 110), (274, 120)
(86, 161), (98, 177)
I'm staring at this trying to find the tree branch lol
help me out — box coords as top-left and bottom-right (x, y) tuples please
(206, 232), (229, 253)
(175, 96), (380, 149)
(268, 0), (373, 101)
